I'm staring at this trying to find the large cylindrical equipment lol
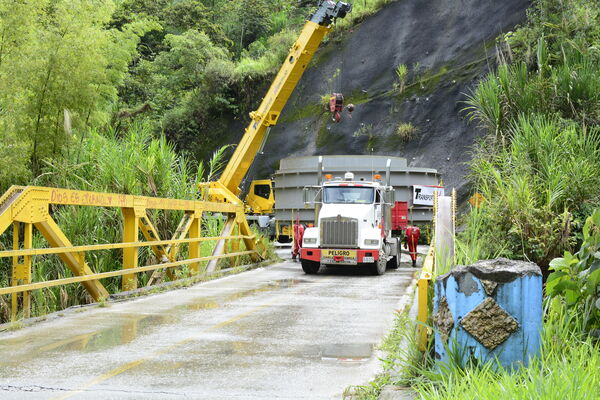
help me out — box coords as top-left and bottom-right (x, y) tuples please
(273, 155), (439, 226)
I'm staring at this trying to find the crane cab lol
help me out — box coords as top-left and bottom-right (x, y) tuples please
(245, 179), (274, 215)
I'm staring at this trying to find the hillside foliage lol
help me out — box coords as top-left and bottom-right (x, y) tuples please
(462, 0), (600, 268)
(0, 0), (321, 320)
(0, 0), (316, 189)
(0, 0), (399, 193)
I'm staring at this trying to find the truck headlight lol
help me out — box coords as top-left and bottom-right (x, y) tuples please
(364, 239), (379, 245)
(304, 238), (317, 244)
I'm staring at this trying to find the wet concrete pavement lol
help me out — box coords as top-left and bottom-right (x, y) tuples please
(0, 248), (418, 399)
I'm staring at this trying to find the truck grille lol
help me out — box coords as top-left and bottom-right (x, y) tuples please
(320, 217), (358, 248)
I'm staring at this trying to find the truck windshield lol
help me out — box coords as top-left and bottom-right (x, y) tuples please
(323, 187), (374, 204)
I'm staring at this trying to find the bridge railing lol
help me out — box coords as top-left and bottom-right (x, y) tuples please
(416, 189), (456, 351)
(0, 186), (265, 321)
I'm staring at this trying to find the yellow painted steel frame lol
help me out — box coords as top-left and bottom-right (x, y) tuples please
(417, 246), (435, 351)
(0, 186), (261, 320)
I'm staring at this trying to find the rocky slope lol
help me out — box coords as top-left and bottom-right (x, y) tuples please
(242, 0), (530, 200)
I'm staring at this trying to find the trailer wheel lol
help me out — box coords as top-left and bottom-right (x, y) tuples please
(301, 259), (320, 274)
(386, 240), (400, 269)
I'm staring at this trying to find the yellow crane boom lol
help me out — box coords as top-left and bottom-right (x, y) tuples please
(207, 1), (352, 205)
(204, 1), (352, 261)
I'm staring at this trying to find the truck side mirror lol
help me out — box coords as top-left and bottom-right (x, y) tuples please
(303, 187), (310, 206)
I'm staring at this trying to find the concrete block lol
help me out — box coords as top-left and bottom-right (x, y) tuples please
(433, 258), (542, 369)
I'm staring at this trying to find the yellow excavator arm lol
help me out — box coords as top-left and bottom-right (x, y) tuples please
(208, 1), (352, 204)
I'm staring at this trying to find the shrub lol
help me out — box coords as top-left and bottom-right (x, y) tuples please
(395, 122), (417, 142)
(547, 208), (600, 336)
(467, 116), (600, 267)
(394, 63), (408, 93)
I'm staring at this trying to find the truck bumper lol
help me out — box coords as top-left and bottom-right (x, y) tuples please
(300, 248), (380, 264)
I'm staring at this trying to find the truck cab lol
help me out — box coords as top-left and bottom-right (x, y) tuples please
(300, 172), (400, 275)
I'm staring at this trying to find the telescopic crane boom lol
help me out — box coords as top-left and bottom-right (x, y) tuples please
(207, 1), (352, 205)
(202, 1), (351, 265)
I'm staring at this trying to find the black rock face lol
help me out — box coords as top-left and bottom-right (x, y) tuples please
(239, 0), (530, 199)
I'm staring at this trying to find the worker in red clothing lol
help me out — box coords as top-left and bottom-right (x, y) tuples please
(346, 103), (354, 118)
(329, 93), (344, 122)
(292, 222), (305, 261)
(404, 226), (420, 267)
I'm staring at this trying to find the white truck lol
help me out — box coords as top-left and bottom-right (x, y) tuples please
(299, 171), (401, 275)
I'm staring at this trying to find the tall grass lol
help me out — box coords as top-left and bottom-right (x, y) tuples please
(346, 313), (423, 399)
(463, 5), (600, 265)
(395, 122), (417, 142)
(465, 56), (600, 139)
(394, 63), (408, 94)
(466, 115), (600, 267)
(454, 205), (503, 266)
(350, 1), (600, 398)
(347, 285), (599, 400)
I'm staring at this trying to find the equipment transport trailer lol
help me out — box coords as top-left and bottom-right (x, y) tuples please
(273, 155), (440, 242)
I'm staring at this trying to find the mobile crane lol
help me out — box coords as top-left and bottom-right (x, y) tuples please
(202, 1), (352, 261)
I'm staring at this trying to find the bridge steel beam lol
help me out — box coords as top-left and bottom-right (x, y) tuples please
(0, 186), (264, 320)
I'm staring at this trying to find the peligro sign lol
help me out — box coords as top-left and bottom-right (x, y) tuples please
(413, 185), (444, 206)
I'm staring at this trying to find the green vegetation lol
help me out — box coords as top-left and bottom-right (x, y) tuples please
(394, 64), (408, 94)
(395, 122), (417, 142)
(0, 0), (314, 190)
(461, 0), (600, 268)
(546, 209), (600, 336)
(1, 0), (349, 321)
(0, 0), (403, 191)
(350, 1), (600, 398)
(333, 0), (397, 32)
(349, 298), (599, 400)
(424, 0), (600, 397)
(0, 123), (269, 323)
(352, 123), (378, 150)
(345, 313), (421, 399)
(0, 0), (151, 185)
(413, 302), (599, 400)
(464, 116), (599, 267)
(350, 214), (599, 399)
(410, 211), (599, 399)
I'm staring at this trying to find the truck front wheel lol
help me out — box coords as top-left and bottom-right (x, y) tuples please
(370, 258), (386, 276)
(301, 259), (320, 274)
(386, 255), (399, 269)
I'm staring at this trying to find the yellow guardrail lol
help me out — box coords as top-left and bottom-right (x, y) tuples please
(0, 185), (265, 320)
(417, 245), (435, 350)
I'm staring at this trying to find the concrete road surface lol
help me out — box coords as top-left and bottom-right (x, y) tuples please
(0, 250), (417, 399)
